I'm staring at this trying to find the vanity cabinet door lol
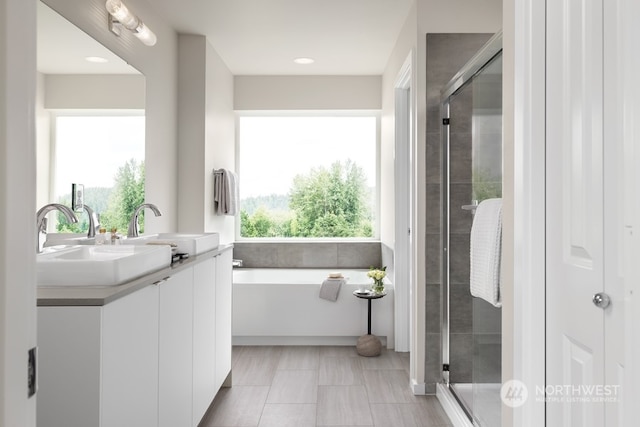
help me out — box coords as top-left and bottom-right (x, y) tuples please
(38, 286), (159, 427)
(193, 257), (217, 425)
(101, 285), (159, 427)
(215, 250), (233, 390)
(158, 268), (194, 427)
(37, 306), (102, 427)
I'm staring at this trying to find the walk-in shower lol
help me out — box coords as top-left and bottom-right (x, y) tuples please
(439, 32), (503, 427)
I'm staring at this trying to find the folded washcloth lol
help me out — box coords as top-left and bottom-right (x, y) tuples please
(319, 278), (345, 302)
(470, 198), (503, 307)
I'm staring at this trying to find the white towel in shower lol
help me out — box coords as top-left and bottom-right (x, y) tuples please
(319, 278), (345, 302)
(213, 168), (239, 216)
(470, 198), (502, 308)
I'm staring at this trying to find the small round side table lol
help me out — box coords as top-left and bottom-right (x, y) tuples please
(353, 290), (387, 357)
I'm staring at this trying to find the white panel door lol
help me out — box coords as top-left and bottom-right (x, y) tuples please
(546, 0), (605, 425)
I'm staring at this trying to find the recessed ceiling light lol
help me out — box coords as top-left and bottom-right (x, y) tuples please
(85, 56), (109, 63)
(293, 57), (315, 65)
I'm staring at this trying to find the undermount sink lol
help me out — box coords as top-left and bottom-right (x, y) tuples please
(125, 232), (220, 256)
(37, 245), (171, 287)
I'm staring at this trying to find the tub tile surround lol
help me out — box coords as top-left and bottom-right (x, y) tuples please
(233, 242), (382, 269)
(424, 33), (494, 392)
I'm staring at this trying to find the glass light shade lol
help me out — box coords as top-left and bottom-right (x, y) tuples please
(133, 23), (157, 46)
(105, 0), (139, 30)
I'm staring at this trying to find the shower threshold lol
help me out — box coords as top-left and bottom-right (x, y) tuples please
(438, 382), (502, 427)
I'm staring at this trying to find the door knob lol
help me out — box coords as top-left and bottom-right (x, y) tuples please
(592, 292), (611, 309)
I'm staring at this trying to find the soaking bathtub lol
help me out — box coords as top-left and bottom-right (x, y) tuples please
(232, 268), (394, 347)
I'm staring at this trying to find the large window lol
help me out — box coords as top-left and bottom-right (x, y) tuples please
(53, 113), (145, 234)
(238, 114), (378, 239)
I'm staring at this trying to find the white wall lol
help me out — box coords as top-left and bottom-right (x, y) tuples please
(44, 0), (179, 233)
(37, 72), (51, 207)
(380, 3), (417, 248)
(0, 0), (38, 425)
(234, 76), (381, 110)
(44, 74), (145, 109)
(204, 39), (235, 241)
(177, 35), (235, 243)
(177, 35), (206, 235)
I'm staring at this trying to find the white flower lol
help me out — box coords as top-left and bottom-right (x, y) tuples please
(367, 267), (386, 281)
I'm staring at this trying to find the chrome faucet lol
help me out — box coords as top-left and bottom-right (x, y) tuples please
(36, 203), (79, 253)
(82, 205), (100, 238)
(127, 203), (162, 237)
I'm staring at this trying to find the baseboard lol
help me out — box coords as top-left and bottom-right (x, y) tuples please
(232, 335), (388, 347)
(411, 379), (427, 395)
(436, 383), (473, 427)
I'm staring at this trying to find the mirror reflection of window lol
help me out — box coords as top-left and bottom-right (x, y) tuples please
(53, 114), (145, 233)
(37, 1), (146, 235)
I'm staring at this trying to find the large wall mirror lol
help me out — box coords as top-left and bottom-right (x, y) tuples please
(37, 1), (147, 235)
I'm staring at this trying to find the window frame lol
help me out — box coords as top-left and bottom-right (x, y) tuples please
(235, 110), (381, 242)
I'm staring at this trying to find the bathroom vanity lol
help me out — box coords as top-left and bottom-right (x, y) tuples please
(36, 245), (233, 427)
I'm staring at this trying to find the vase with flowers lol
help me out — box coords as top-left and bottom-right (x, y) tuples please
(367, 266), (387, 294)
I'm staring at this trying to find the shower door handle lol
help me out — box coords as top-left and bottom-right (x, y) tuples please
(461, 200), (479, 212)
(592, 292), (611, 309)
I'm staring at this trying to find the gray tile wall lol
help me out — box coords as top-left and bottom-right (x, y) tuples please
(233, 242), (383, 269)
(424, 33), (493, 392)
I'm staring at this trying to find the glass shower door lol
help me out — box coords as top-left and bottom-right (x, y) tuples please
(442, 46), (503, 427)
(470, 52), (502, 427)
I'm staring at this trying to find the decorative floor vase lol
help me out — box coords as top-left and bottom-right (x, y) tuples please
(356, 334), (382, 357)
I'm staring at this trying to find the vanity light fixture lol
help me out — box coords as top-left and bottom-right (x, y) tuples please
(105, 0), (157, 46)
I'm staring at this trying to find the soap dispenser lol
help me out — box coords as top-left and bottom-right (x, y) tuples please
(110, 228), (121, 245)
(95, 228), (107, 245)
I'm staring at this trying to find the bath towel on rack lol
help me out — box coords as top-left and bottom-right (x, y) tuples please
(319, 278), (345, 302)
(213, 168), (239, 215)
(470, 198), (502, 307)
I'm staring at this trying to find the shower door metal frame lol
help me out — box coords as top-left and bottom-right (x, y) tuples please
(439, 31), (503, 421)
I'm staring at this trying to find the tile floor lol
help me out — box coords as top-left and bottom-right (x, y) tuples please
(198, 346), (453, 427)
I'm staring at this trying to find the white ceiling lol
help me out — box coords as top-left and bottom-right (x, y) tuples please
(145, 0), (414, 75)
(37, 0), (413, 76)
(37, 2), (140, 74)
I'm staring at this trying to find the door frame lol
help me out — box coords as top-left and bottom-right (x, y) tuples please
(504, 0), (546, 425)
(621, 0), (640, 422)
(394, 53), (413, 354)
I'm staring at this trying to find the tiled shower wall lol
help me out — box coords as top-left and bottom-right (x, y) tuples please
(424, 33), (493, 393)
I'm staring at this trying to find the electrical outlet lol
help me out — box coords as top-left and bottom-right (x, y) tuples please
(28, 347), (37, 398)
